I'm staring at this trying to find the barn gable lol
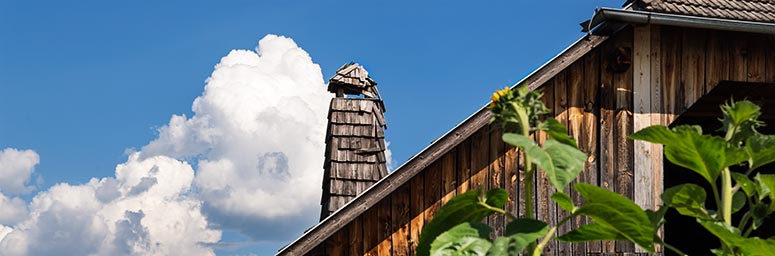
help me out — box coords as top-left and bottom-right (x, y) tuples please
(279, 1), (775, 255)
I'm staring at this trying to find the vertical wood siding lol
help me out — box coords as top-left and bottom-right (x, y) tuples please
(312, 26), (775, 255)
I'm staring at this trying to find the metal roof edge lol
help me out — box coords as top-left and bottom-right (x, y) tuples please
(585, 8), (775, 34)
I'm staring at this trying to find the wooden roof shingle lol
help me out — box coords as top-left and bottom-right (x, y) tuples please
(634, 0), (775, 23)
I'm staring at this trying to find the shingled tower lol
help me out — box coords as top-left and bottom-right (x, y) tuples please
(320, 63), (388, 220)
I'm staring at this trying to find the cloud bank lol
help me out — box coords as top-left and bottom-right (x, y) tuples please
(0, 34), (347, 255)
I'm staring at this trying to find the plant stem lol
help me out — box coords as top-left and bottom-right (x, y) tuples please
(709, 182), (722, 215)
(514, 108), (537, 253)
(721, 168), (733, 225)
(738, 211), (752, 231)
(663, 242), (688, 256)
(477, 201), (519, 221)
(532, 225), (557, 256)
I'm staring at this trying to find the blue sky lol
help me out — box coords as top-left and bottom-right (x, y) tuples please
(1, 1), (622, 255)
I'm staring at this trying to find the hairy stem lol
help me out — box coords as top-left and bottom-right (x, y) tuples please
(721, 168), (733, 225)
(532, 225), (557, 256)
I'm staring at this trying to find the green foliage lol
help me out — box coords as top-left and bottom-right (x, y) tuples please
(630, 125), (747, 184)
(502, 133), (586, 191)
(417, 189), (508, 256)
(571, 184), (655, 252)
(422, 88), (775, 256)
(661, 184), (709, 219)
(429, 222), (493, 256)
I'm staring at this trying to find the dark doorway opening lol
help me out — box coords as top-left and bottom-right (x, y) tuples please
(664, 82), (775, 255)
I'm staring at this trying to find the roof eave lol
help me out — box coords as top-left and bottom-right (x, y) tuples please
(584, 8), (775, 35)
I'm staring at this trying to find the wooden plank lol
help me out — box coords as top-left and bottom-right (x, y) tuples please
(375, 198), (393, 256)
(649, 25), (664, 254)
(536, 81), (558, 255)
(424, 162), (442, 225)
(660, 26), (682, 130)
(363, 203), (379, 255)
(348, 216), (363, 256)
(470, 128), (490, 193)
(488, 127), (505, 237)
(633, 25), (653, 254)
(409, 173), (425, 255)
(567, 59), (586, 255)
(456, 139), (472, 195)
(705, 30), (730, 94)
(527, 34), (611, 91)
(392, 184), (411, 256)
(325, 228), (348, 256)
(613, 27), (635, 253)
(553, 69), (572, 256)
(748, 33), (767, 83)
(580, 47), (601, 254)
(730, 32), (749, 82)
(766, 34), (775, 83)
(680, 28), (706, 113)
(441, 150), (457, 205)
(599, 38), (617, 254)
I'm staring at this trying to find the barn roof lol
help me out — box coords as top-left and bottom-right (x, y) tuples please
(633, 0), (775, 23)
(277, 2), (775, 255)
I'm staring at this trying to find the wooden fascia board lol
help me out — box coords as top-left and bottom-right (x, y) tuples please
(276, 32), (612, 256)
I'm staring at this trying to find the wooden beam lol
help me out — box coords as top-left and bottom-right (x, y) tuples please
(527, 35), (610, 91)
(649, 24), (664, 254)
(633, 24), (653, 254)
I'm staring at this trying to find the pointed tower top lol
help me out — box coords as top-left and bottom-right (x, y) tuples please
(327, 63), (383, 102)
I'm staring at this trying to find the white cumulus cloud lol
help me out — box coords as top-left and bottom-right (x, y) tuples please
(0, 34), (365, 254)
(142, 34), (332, 240)
(0, 153), (221, 256)
(0, 148), (39, 195)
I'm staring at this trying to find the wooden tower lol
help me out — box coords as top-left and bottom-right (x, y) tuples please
(320, 63), (388, 220)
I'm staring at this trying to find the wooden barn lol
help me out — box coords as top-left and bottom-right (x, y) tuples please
(279, 0), (775, 255)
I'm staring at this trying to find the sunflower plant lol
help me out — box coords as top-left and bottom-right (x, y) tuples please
(417, 85), (775, 256)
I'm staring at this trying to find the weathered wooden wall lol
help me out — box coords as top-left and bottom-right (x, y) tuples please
(313, 25), (775, 256)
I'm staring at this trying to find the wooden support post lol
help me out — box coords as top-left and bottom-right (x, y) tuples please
(633, 24), (653, 254)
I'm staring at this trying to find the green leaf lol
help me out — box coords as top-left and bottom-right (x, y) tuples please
(736, 237), (775, 256)
(629, 125), (679, 145)
(538, 118), (578, 148)
(430, 222), (493, 256)
(645, 206), (668, 229)
(698, 220), (775, 256)
(661, 184), (709, 218)
(485, 189), (508, 209)
(755, 173), (775, 201)
(720, 99), (763, 145)
(551, 192), (576, 213)
(502, 134), (586, 191)
(503, 219), (549, 251)
(664, 126), (746, 184)
(697, 220), (742, 249)
(417, 190), (499, 256)
(751, 203), (769, 230)
(486, 237), (513, 256)
(573, 184), (655, 252)
(731, 190), (746, 214)
(731, 172), (756, 197)
(631, 125), (746, 184)
(745, 134), (775, 171)
(542, 140), (587, 191)
(557, 222), (626, 242)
